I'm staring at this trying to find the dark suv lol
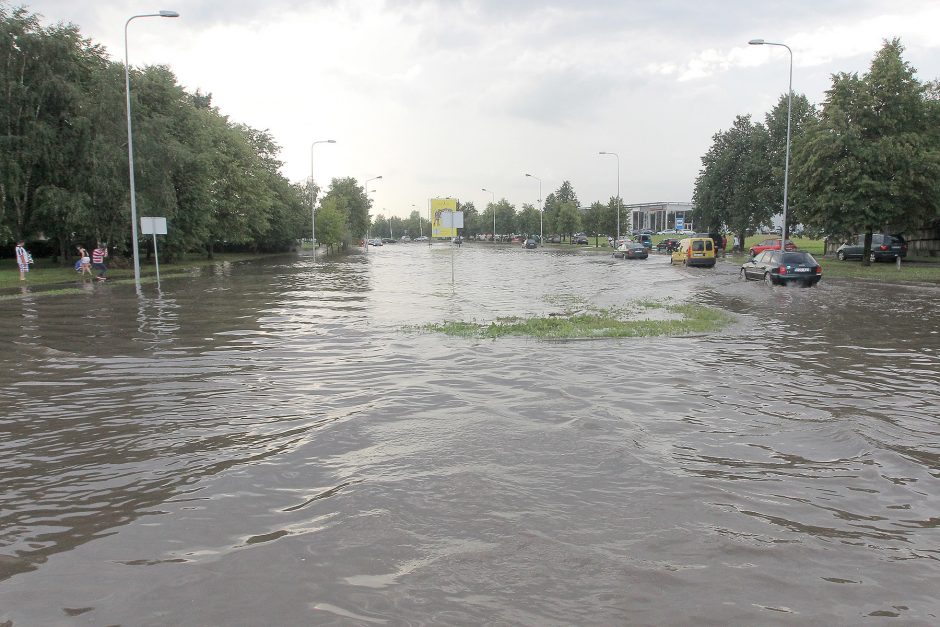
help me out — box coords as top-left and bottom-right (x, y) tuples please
(836, 234), (907, 262)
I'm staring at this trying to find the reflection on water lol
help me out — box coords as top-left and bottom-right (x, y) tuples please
(1, 245), (938, 625)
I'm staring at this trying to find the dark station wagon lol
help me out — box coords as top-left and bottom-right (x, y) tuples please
(836, 234), (907, 262)
(741, 250), (822, 287)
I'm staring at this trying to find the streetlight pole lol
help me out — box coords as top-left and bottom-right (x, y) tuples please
(524, 173), (542, 244)
(482, 187), (495, 242)
(310, 139), (336, 260)
(749, 38), (793, 242)
(412, 204), (421, 237)
(599, 151), (620, 242)
(364, 175), (382, 246)
(125, 9), (179, 293)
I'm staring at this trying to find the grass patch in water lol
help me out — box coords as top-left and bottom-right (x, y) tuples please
(422, 302), (732, 339)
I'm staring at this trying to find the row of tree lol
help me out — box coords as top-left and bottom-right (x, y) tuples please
(368, 181), (627, 243)
(0, 5), (343, 263)
(692, 39), (940, 261)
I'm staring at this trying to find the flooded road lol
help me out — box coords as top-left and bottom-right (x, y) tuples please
(1, 243), (939, 625)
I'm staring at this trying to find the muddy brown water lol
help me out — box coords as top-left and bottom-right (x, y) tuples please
(1, 244), (938, 625)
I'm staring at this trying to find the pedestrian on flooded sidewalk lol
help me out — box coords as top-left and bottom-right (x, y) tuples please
(92, 242), (108, 281)
(15, 240), (33, 281)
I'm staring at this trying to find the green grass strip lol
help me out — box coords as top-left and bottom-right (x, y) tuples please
(421, 302), (732, 339)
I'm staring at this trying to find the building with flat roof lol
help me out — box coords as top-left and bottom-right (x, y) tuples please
(625, 202), (694, 233)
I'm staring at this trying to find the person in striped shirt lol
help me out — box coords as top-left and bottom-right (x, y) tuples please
(92, 242), (108, 280)
(15, 240), (32, 281)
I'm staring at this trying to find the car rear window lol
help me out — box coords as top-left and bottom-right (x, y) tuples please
(692, 240), (703, 251)
(781, 252), (816, 264)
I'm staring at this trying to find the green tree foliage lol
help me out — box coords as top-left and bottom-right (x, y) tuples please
(0, 5), (309, 262)
(517, 203), (541, 236)
(555, 202), (582, 237)
(584, 201), (608, 245)
(792, 39), (940, 262)
(321, 177), (369, 244)
(692, 115), (774, 246)
(493, 199), (517, 235)
(315, 198), (346, 251)
(543, 181), (578, 236)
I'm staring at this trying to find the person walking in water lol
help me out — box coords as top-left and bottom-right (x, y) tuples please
(92, 242), (108, 281)
(15, 240), (33, 281)
(76, 245), (92, 276)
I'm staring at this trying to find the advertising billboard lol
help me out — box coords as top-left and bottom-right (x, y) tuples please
(431, 198), (460, 238)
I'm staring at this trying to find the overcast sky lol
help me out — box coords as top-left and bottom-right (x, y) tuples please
(19, 0), (940, 218)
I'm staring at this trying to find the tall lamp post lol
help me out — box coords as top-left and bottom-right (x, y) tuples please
(524, 173), (542, 244)
(749, 38), (793, 242)
(482, 187), (496, 242)
(125, 9), (180, 293)
(310, 139), (336, 259)
(364, 175), (382, 245)
(598, 151), (620, 242)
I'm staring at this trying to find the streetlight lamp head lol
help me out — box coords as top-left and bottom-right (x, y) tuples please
(326, 139), (336, 143)
(525, 173), (532, 178)
(599, 151), (608, 155)
(748, 38), (765, 45)
(159, 10), (180, 17)
(376, 175), (383, 180)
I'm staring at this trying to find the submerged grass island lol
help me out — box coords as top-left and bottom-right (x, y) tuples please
(421, 300), (733, 340)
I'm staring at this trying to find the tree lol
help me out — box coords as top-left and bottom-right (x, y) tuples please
(517, 203), (540, 236)
(458, 200), (478, 238)
(793, 39), (940, 264)
(764, 92), (815, 235)
(315, 197), (345, 251)
(543, 181), (579, 237)
(555, 202), (582, 238)
(693, 115), (773, 248)
(321, 177), (369, 245)
(493, 199), (517, 235)
(584, 201), (608, 245)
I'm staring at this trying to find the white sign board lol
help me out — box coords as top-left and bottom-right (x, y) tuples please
(140, 217), (167, 235)
(440, 211), (464, 229)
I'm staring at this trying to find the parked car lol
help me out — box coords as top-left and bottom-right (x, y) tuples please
(636, 234), (653, 250)
(368, 238), (383, 246)
(836, 233), (907, 262)
(399, 235), (411, 242)
(414, 236), (429, 242)
(523, 237), (538, 249)
(614, 241), (648, 260)
(670, 237), (716, 267)
(748, 238), (797, 257)
(656, 238), (680, 252)
(741, 250), (822, 286)
(573, 235), (589, 245)
(548, 234), (562, 243)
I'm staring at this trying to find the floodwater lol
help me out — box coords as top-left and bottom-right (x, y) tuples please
(1, 243), (938, 626)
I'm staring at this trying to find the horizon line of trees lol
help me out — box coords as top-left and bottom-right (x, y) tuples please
(369, 181), (627, 244)
(1, 4), (391, 263)
(692, 38), (940, 263)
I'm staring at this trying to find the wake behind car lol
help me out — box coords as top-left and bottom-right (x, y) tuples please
(836, 234), (907, 262)
(741, 250), (822, 286)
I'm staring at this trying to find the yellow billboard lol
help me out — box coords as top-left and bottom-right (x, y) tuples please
(431, 198), (459, 238)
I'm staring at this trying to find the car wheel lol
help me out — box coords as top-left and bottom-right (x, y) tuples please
(764, 272), (774, 287)
(837, 251), (846, 261)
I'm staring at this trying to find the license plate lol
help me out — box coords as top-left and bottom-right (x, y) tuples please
(795, 268), (810, 272)
(693, 253), (703, 257)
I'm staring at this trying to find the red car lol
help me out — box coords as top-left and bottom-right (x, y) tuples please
(748, 238), (796, 257)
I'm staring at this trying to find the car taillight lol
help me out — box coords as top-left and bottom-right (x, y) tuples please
(687, 248), (692, 258)
(879, 245), (888, 251)
(777, 265), (787, 275)
(815, 266), (822, 274)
